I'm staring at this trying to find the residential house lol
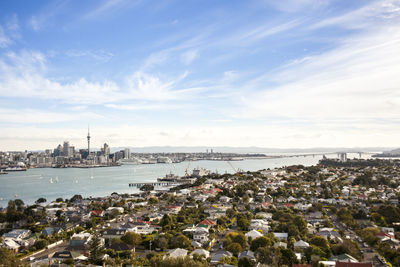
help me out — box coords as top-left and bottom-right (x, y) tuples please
(190, 248), (210, 258)
(167, 248), (188, 258)
(193, 227), (209, 244)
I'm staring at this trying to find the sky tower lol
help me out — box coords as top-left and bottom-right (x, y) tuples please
(87, 125), (91, 155)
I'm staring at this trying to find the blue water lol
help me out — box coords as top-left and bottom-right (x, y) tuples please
(0, 153), (368, 207)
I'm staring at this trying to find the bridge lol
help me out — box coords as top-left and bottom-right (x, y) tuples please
(262, 151), (375, 159)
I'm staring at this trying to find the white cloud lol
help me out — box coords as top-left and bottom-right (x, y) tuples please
(0, 26), (11, 48)
(65, 49), (114, 62)
(0, 108), (102, 124)
(236, 25), (400, 125)
(83, 0), (141, 20)
(0, 51), (201, 104)
(181, 49), (198, 65)
(310, 0), (400, 30)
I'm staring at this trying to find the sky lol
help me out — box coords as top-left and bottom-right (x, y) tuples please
(0, 0), (400, 151)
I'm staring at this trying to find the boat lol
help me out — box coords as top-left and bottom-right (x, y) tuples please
(55, 176), (59, 183)
(158, 172), (181, 182)
(5, 167), (27, 171)
(0, 170), (8, 175)
(157, 157), (172, 164)
(49, 178), (54, 184)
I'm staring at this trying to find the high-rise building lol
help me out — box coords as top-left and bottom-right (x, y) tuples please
(124, 148), (130, 159)
(63, 141), (70, 157)
(103, 143), (110, 156)
(69, 146), (75, 156)
(54, 144), (63, 157)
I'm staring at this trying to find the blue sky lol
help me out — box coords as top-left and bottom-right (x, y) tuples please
(1, 0), (400, 150)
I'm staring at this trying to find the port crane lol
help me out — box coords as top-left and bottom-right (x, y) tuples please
(184, 161), (191, 177)
(227, 161), (240, 174)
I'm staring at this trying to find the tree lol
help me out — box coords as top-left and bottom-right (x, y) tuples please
(161, 214), (172, 227)
(256, 246), (281, 266)
(237, 214), (251, 231)
(238, 256), (253, 267)
(310, 236), (330, 251)
(36, 197), (47, 204)
(121, 232), (142, 253)
(227, 242), (243, 257)
(280, 248), (298, 266)
(35, 239), (48, 250)
(224, 232), (248, 249)
(250, 236), (272, 251)
(156, 236), (168, 251)
(70, 194), (83, 202)
(173, 234), (191, 249)
(140, 184), (154, 191)
(0, 247), (27, 266)
(89, 234), (104, 265)
(150, 256), (210, 267)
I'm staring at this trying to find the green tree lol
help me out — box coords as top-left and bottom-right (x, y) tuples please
(70, 194), (83, 202)
(156, 236), (168, 251)
(173, 234), (191, 249)
(0, 247), (27, 266)
(250, 236), (272, 251)
(227, 242), (243, 257)
(89, 234), (104, 265)
(140, 184), (155, 191)
(238, 256), (253, 267)
(224, 232), (248, 249)
(256, 246), (281, 265)
(121, 232), (142, 253)
(35, 239), (48, 250)
(310, 236), (330, 250)
(36, 197), (47, 204)
(150, 255), (210, 267)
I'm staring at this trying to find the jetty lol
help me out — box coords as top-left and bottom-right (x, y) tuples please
(129, 182), (180, 188)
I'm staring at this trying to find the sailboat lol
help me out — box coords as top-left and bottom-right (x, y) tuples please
(49, 178), (54, 184)
(55, 176), (59, 183)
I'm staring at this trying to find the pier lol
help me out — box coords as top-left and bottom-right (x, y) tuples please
(129, 182), (180, 188)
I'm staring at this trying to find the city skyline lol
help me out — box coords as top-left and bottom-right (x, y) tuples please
(1, 0), (400, 150)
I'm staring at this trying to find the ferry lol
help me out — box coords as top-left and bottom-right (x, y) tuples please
(5, 167), (27, 172)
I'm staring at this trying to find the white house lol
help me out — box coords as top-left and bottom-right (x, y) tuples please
(190, 248), (210, 258)
(294, 240), (310, 249)
(245, 229), (263, 239)
(193, 227), (209, 244)
(273, 232), (288, 241)
(167, 248), (188, 258)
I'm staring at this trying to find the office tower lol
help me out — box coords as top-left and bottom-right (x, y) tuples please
(63, 141), (70, 157)
(124, 148), (130, 159)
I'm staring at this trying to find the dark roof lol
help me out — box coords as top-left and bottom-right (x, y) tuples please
(53, 250), (73, 259)
(335, 263), (373, 267)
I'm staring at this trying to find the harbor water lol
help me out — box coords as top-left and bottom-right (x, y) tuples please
(0, 153), (369, 207)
